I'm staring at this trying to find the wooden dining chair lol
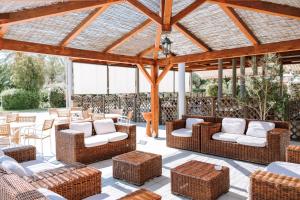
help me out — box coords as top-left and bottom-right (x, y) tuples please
(0, 124), (11, 147)
(6, 114), (19, 123)
(24, 119), (55, 155)
(118, 110), (133, 125)
(17, 116), (37, 122)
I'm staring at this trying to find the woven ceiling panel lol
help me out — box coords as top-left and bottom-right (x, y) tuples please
(180, 3), (252, 51)
(264, 0), (300, 8)
(235, 8), (300, 44)
(5, 10), (93, 46)
(0, 0), (60, 13)
(139, 0), (160, 14)
(112, 23), (157, 56)
(68, 2), (147, 52)
(172, 0), (195, 16)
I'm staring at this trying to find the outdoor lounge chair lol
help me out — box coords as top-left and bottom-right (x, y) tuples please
(55, 119), (136, 164)
(0, 145), (101, 200)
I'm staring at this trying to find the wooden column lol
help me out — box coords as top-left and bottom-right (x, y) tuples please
(217, 59), (223, 101)
(135, 67), (140, 94)
(232, 58), (237, 97)
(252, 56), (258, 75)
(240, 56), (246, 98)
(151, 64), (159, 138)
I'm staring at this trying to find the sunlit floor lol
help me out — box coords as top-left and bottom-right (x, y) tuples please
(12, 111), (300, 200)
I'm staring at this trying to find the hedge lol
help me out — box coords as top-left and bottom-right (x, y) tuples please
(1, 89), (40, 110)
(49, 87), (66, 108)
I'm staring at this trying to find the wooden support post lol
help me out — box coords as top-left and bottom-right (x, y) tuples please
(232, 58), (237, 97)
(252, 56), (258, 75)
(151, 64), (159, 138)
(217, 59), (223, 102)
(240, 56), (246, 98)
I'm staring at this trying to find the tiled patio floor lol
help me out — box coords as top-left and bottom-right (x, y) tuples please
(16, 112), (300, 200)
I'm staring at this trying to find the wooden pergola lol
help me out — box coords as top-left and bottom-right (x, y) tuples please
(1, 0), (300, 136)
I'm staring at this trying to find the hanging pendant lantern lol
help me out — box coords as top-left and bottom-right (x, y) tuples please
(161, 35), (172, 57)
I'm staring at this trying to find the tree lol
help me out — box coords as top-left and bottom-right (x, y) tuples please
(44, 56), (65, 85)
(11, 53), (45, 91)
(0, 63), (13, 93)
(239, 53), (288, 120)
(192, 73), (208, 93)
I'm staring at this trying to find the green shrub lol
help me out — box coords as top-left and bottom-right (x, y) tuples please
(49, 87), (65, 108)
(206, 83), (218, 97)
(1, 89), (40, 110)
(40, 89), (49, 103)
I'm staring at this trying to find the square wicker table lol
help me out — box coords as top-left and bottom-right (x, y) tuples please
(113, 151), (162, 186)
(286, 145), (300, 164)
(171, 160), (229, 200)
(118, 189), (161, 200)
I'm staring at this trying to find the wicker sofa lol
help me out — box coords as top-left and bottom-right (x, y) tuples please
(166, 115), (215, 152)
(55, 120), (136, 164)
(249, 146), (300, 200)
(0, 146), (101, 200)
(200, 117), (290, 164)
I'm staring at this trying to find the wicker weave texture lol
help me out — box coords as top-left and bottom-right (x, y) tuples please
(118, 188), (161, 200)
(171, 160), (229, 200)
(286, 145), (300, 164)
(55, 122), (136, 164)
(113, 151), (162, 186)
(3, 145), (36, 163)
(250, 170), (300, 200)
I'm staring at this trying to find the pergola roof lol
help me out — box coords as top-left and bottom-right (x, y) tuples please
(1, 0), (300, 70)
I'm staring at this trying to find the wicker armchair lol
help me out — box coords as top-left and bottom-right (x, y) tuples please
(200, 118), (290, 164)
(0, 145), (102, 200)
(55, 122), (136, 164)
(166, 115), (215, 152)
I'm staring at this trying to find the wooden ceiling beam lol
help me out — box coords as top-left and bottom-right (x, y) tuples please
(60, 6), (109, 47)
(136, 63), (154, 85)
(0, 0), (122, 26)
(127, 0), (162, 25)
(154, 26), (162, 60)
(137, 45), (155, 57)
(158, 38), (300, 65)
(174, 23), (211, 52)
(71, 58), (136, 68)
(171, 0), (206, 25)
(0, 38), (155, 65)
(219, 5), (259, 45)
(104, 19), (152, 53)
(162, 0), (173, 31)
(209, 0), (300, 20)
(157, 62), (173, 84)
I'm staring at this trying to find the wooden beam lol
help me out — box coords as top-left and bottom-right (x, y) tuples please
(71, 58), (136, 68)
(136, 63), (154, 85)
(219, 5), (259, 45)
(209, 0), (300, 20)
(60, 6), (109, 47)
(154, 27), (162, 60)
(127, 0), (162, 25)
(104, 19), (152, 52)
(158, 38), (300, 65)
(137, 45), (155, 57)
(0, 38), (155, 65)
(151, 64), (159, 137)
(156, 63), (173, 84)
(162, 0), (173, 31)
(174, 23), (211, 52)
(0, 26), (7, 37)
(172, 0), (206, 25)
(0, 0), (122, 26)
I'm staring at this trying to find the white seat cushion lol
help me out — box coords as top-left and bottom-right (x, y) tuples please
(236, 135), (266, 147)
(94, 119), (116, 135)
(70, 122), (92, 137)
(37, 188), (66, 200)
(171, 128), (192, 137)
(222, 118), (246, 135)
(0, 155), (30, 177)
(265, 161), (300, 179)
(186, 118), (204, 129)
(104, 132), (128, 142)
(84, 135), (109, 148)
(21, 159), (62, 174)
(246, 121), (275, 138)
(212, 132), (242, 142)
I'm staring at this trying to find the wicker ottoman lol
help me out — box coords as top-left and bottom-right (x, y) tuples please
(113, 151), (162, 185)
(286, 145), (300, 164)
(171, 160), (229, 200)
(118, 189), (161, 200)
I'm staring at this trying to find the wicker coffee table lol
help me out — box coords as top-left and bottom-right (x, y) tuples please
(113, 151), (162, 185)
(171, 160), (229, 200)
(118, 189), (161, 200)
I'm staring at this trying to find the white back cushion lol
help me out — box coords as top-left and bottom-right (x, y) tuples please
(186, 118), (204, 129)
(70, 122), (93, 137)
(222, 118), (246, 135)
(0, 155), (30, 177)
(246, 121), (275, 138)
(94, 119), (116, 135)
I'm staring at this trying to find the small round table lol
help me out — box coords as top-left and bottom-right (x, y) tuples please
(142, 112), (152, 137)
